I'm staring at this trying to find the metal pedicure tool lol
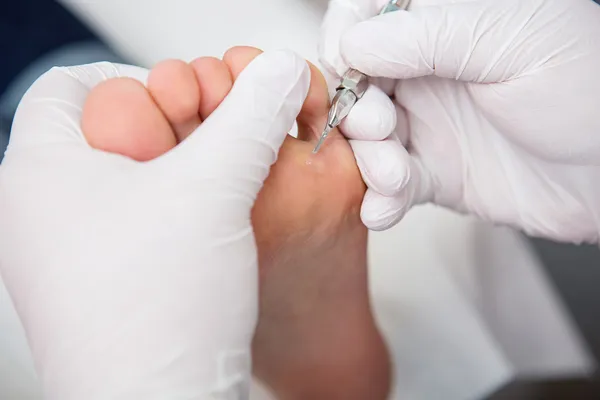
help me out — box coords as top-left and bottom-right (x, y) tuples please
(313, 0), (411, 153)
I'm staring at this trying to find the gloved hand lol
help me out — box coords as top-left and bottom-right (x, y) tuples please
(0, 51), (309, 399)
(319, 0), (600, 244)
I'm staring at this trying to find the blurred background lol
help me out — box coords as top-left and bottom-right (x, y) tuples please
(1, 1), (599, 399)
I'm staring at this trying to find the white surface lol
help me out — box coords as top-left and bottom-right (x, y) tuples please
(0, 1), (592, 399)
(368, 207), (514, 400)
(59, 0), (327, 68)
(472, 224), (595, 377)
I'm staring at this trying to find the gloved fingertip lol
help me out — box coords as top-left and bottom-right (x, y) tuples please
(360, 189), (407, 231)
(350, 139), (410, 197)
(341, 85), (396, 141)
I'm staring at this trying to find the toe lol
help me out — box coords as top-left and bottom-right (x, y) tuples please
(190, 57), (233, 120)
(82, 77), (177, 162)
(147, 59), (202, 142)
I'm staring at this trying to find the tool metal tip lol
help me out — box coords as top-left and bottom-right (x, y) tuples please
(312, 137), (325, 154)
(312, 125), (332, 154)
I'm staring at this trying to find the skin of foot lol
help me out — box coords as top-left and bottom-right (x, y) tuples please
(81, 46), (391, 400)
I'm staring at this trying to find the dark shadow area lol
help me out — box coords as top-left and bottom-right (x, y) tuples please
(0, 0), (96, 94)
(1, 0), (125, 163)
(488, 378), (600, 399)
(528, 238), (600, 364)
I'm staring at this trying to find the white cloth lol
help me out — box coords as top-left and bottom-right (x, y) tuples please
(0, 1), (592, 399)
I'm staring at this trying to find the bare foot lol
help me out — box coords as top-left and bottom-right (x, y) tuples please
(81, 47), (391, 400)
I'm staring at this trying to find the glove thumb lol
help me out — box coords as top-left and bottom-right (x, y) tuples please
(340, 1), (510, 82)
(156, 50), (310, 202)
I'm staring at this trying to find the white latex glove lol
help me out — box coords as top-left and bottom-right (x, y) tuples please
(320, 0), (600, 244)
(0, 51), (309, 399)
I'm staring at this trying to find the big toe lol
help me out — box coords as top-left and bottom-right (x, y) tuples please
(82, 77), (177, 162)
